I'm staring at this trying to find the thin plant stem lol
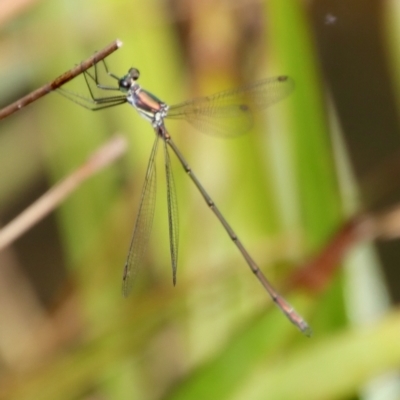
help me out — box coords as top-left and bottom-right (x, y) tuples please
(0, 39), (123, 120)
(0, 134), (127, 250)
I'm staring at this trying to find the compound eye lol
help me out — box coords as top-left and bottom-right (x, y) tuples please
(119, 78), (131, 90)
(129, 68), (140, 80)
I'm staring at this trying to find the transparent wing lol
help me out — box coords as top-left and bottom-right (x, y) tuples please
(163, 140), (179, 285)
(122, 136), (159, 297)
(166, 76), (294, 136)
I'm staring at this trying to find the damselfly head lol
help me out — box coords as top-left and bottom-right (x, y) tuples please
(128, 68), (140, 81)
(119, 68), (140, 92)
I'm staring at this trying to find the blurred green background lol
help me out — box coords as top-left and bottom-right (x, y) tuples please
(1, 0), (400, 399)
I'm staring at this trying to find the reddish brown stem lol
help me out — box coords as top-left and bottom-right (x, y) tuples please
(0, 39), (123, 120)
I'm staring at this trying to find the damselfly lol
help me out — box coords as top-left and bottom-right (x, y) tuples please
(58, 60), (311, 336)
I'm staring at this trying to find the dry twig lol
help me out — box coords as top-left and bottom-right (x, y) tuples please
(0, 135), (127, 250)
(0, 39), (123, 120)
